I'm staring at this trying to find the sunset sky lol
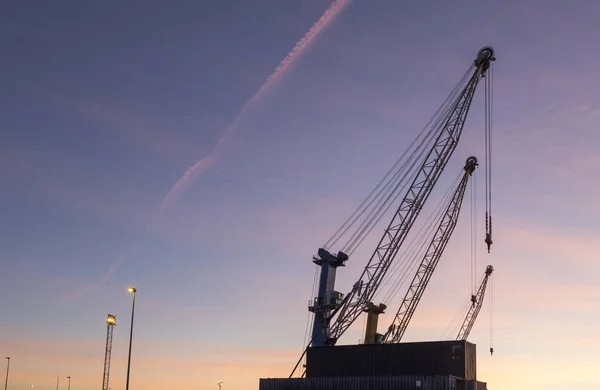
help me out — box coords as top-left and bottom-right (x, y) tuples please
(2, 1), (600, 389)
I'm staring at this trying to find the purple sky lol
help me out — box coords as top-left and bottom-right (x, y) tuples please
(1, 1), (600, 389)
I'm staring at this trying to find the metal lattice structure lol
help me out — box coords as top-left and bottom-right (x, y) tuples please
(457, 265), (494, 341)
(102, 314), (117, 390)
(314, 47), (495, 347)
(383, 157), (478, 343)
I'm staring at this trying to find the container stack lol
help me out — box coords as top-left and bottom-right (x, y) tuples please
(259, 341), (488, 390)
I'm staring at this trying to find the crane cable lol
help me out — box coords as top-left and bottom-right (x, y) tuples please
(484, 63), (494, 252)
(301, 264), (320, 356)
(341, 83), (464, 258)
(294, 71), (469, 359)
(297, 261), (321, 377)
(470, 171), (477, 296)
(292, 71), (469, 372)
(485, 57), (494, 356)
(343, 68), (472, 256)
(322, 66), (473, 255)
(376, 171), (463, 306)
(378, 172), (461, 303)
(489, 270), (494, 355)
(439, 295), (471, 340)
(439, 266), (489, 340)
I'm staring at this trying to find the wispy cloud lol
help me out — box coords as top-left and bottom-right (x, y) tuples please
(159, 0), (353, 210)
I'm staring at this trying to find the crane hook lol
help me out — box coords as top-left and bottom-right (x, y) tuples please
(485, 233), (493, 253)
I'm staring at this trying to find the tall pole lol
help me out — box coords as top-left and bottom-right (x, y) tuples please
(4, 357), (9, 390)
(125, 286), (137, 390)
(102, 314), (116, 390)
(67, 376), (71, 390)
(55, 376), (59, 390)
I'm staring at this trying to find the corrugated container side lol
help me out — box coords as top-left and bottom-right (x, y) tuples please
(306, 340), (476, 380)
(259, 375), (458, 390)
(464, 342), (477, 380)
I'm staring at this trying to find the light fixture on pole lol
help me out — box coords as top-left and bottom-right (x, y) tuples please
(125, 286), (137, 390)
(4, 357), (9, 390)
(217, 381), (224, 390)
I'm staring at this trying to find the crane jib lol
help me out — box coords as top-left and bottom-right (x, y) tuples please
(383, 156), (478, 343)
(456, 265), (494, 341)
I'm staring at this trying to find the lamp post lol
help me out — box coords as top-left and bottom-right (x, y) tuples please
(67, 376), (71, 390)
(4, 357), (9, 390)
(125, 286), (137, 390)
(217, 381), (223, 390)
(55, 376), (59, 390)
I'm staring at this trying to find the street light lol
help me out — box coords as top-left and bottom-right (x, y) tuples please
(4, 357), (9, 390)
(67, 376), (71, 390)
(217, 381), (223, 390)
(125, 286), (137, 390)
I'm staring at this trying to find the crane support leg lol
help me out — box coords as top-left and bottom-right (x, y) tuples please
(308, 248), (348, 347)
(363, 302), (387, 344)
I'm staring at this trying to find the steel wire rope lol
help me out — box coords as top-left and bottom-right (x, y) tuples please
(470, 174), (477, 294)
(489, 270), (494, 352)
(380, 165), (475, 340)
(341, 124), (439, 254)
(341, 68), (473, 255)
(323, 66), (473, 252)
(484, 63), (494, 251)
(301, 264), (320, 352)
(377, 171), (463, 305)
(325, 71), (468, 251)
(382, 183), (459, 306)
(439, 296), (471, 340)
(343, 96), (468, 257)
(443, 269), (489, 340)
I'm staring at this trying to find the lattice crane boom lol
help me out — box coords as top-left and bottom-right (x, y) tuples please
(457, 265), (494, 341)
(309, 47), (495, 347)
(383, 157), (478, 343)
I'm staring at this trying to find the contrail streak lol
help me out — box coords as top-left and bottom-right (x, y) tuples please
(62, 257), (124, 301)
(159, 0), (352, 210)
(63, 1), (352, 300)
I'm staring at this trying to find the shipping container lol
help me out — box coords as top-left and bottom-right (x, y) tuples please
(259, 375), (459, 390)
(306, 340), (477, 380)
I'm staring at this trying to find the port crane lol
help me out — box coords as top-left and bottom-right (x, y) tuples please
(291, 46), (496, 376)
